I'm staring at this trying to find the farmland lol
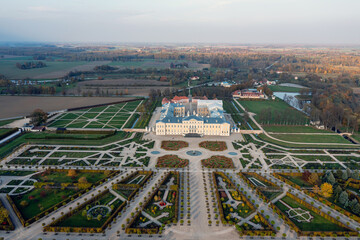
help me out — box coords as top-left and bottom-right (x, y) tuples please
(0, 96), (133, 118)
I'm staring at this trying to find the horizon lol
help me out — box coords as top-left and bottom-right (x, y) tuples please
(1, 0), (360, 44)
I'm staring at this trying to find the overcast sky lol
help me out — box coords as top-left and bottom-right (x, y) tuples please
(0, 0), (359, 44)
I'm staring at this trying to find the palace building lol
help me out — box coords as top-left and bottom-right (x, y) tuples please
(155, 96), (231, 136)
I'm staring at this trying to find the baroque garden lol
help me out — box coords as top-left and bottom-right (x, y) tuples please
(0, 97), (360, 240)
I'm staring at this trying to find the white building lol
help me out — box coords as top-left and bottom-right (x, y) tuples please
(155, 99), (231, 136)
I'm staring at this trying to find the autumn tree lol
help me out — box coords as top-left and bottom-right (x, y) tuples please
(30, 109), (47, 126)
(320, 183), (333, 198)
(78, 177), (88, 184)
(308, 173), (319, 185)
(0, 207), (9, 223)
(67, 169), (77, 177)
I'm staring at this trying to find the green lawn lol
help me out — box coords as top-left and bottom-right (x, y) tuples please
(258, 134), (360, 149)
(263, 125), (332, 133)
(0, 128), (14, 138)
(56, 193), (120, 228)
(269, 134), (350, 144)
(0, 59), (98, 79)
(268, 85), (302, 93)
(0, 170), (35, 176)
(282, 175), (313, 187)
(12, 188), (76, 220)
(33, 171), (107, 184)
(238, 99), (309, 125)
(0, 131), (130, 159)
(275, 196), (349, 232)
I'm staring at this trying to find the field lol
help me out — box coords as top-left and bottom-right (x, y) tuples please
(0, 57), (110, 79)
(269, 133), (350, 144)
(48, 100), (142, 129)
(0, 96), (133, 119)
(238, 99), (309, 125)
(268, 85), (302, 92)
(263, 125), (332, 133)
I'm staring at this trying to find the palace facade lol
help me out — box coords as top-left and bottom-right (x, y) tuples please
(155, 98), (231, 136)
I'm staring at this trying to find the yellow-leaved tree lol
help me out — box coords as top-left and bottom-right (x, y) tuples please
(320, 183), (333, 198)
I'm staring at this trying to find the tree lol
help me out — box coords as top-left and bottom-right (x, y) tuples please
(353, 203), (360, 215)
(313, 185), (320, 194)
(308, 173), (319, 185)
(20, 200), (28, 207)
(339, 191), (349, 206)
(349, 198), (358, 211)
(326, 171), (336, 185)
(82, 210), (87, 217)
(97, 214), (102, 221)
(67, 169), (77, 177)
(334, 185), (342, 197)
(320, 183), (333, 198)
(342, 171), (349, 181)
(0, 207), (9, 223)
(78, 177), (88, 184)
(30, 109), (47, 126)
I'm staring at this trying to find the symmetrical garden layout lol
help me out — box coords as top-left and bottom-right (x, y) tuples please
(1, 126), (360, 239)
(48, 100), (142, 129)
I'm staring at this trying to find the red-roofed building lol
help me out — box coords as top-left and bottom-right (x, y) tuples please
(172, 96), (189, 103)
(162, 97), (170, 105)
(232, 89), (265, 99)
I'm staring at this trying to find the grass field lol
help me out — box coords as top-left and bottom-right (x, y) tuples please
(12, 188), (76, 220)
(0, 57), (110, 79)
(0, 131), (130, 160)
(258, 134), (359, 149)
(268, 85), (302, 92)
(263, 125), (332, 133)
(238, 99), (309, 125)
(275, 196), (349, 232)
(269, 133), (350, 144)
(48, 100), (141, 129)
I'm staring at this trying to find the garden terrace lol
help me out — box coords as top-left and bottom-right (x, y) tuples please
(273, 194), (355, 235)
(45, 189), (126, 233)
(126, 171), (179, 234)
(160, 141), (189, 151)
(7, 169), (117, 226)
(213, 172), (255, 225)
(202, 156), (234, 169)
(113, 170), (153, 200)
(236, 213), (275, 237)
(199, 141), (227, 151)
(48, 100), (142, 129)
(156, 155), (189, 168)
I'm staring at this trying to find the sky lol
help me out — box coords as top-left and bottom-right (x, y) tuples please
(0, 0), (359, 44)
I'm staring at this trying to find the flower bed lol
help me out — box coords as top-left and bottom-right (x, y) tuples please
(199, 141), (227, 151)
(161, 141), (189, 151)
(202, 155), (234, 169)
(156, 155), (189, 168)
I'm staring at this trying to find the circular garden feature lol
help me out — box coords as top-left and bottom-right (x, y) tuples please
(156, 155), (189, 168)
(199, 141), (227, 151)
(161, 141), (189, 151)
(87, 205), (111, 219)
(201, 155), (234, 169)
(186, 150), (202, 156)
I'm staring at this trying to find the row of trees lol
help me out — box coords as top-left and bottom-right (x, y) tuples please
(15, 61), (47, 70)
